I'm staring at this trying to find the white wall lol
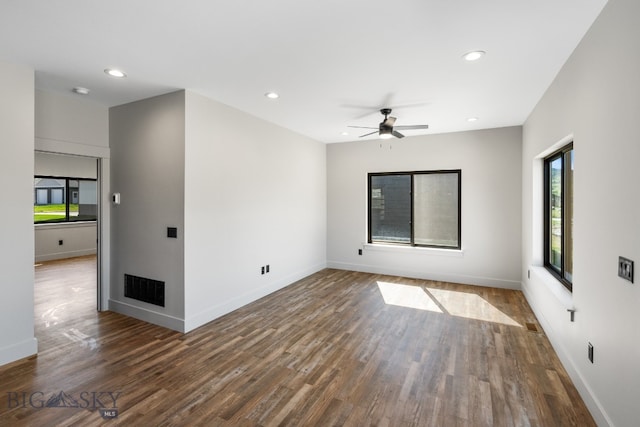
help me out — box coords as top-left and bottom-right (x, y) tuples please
(34, 152), (97, 262)
(522, 0), (640, 425)
(183, 91), (327, 331)
(34, 223), (97, 262)
(35, 89), (109, 152)
(109, 91), (186, 330)
(35, 151), (98, 178)
(327, 127), (522, 288)
(0, 61), (38, 366)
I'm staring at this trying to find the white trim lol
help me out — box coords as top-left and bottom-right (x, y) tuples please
(521, 282), (612, 427)
(35, 221), (96, 230)
(327, 261), (520, 289)
(529, 266), (574, 309)
(0, 338), (38, 367)
(535, 133), (574, 159)
(185, 262), (327, 332)
(108, 299), (185, 332)
(35, 137), (110, 158)
(363, 243), (464, 257)
(98, 158), (110, 311)
(35, 146), (110, 312)
(35, 249), (96, 263)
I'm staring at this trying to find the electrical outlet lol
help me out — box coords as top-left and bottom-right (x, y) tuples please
(618, 256), (634, 283)
(261, 266), (265, 275)
(588, 342), (594, 363)
(58, 240), (63, 246)
(266, 265), (270, 273)
(358, 249), (362, 255)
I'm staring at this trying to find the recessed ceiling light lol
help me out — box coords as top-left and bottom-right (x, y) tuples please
(467, 117), (479, 122)
(72, 87), (90, 95)
(264, 92), (279, 99)
(463, 51), (486, 61)
(341, 132), (349, 136)
(104, 68), (126, 78)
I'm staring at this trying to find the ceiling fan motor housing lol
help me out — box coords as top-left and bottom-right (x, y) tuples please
(379, 123), (393, 132)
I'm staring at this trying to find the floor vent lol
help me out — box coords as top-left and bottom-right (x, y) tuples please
(124, 274), (165, 307)
(525, 322), (539, 333)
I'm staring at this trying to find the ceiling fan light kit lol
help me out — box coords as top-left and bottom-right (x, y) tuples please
(348, 108), (429, 139)
(379, 129), (393, 139)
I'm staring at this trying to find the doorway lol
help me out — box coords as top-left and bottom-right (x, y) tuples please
(34, 151), (108, 346)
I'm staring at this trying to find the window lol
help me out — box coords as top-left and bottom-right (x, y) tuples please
(368, 170), (461, 249)
(544, 143), (573, 290)
(34, 176), (97, 224)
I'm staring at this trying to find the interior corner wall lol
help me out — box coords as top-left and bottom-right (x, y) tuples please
(109, 91), (186, 331)
(522, 0), (640, 425)
(0, 61), (38, 366)
(327, 127), (522, 289)
(183, 91), (327, 332)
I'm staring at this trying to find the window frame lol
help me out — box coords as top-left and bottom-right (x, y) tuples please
(543, 143), (573, 291)
(368, 169), (462, 250)
(34, 175), (98, 224)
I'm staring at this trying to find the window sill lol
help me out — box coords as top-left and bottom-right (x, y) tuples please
(530, 266), (574, 309)
(35, 221), (96, 230)
(364, 243), (464, 257)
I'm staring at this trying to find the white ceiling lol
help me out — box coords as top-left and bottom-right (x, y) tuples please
(0, 0), (608, 143)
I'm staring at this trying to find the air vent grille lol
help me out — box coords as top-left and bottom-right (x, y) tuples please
(124, 274), (165, 307)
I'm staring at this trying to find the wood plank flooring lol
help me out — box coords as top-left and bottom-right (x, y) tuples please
(0, 256), (595, 426)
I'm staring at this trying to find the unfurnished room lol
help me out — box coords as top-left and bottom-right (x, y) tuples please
(0, 1), (638, 426)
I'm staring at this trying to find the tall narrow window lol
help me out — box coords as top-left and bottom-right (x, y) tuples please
(369, 170), (461, 249)
(544, 143), (573, 290)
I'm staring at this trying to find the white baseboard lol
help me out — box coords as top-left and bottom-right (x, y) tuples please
(521, 281), (612, 427)
(327, 261), (521, 290)
(184, 262), (327, 332)
(0, 337), (38, 368)
(35, 249), (97, 263)
(108, 299), (185, 332)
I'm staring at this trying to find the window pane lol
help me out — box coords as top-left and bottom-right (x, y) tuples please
(564, 149), (574, 282)
(549, 156), (562, 272)
(75, 180), (97, 221)
(370, 175), (411, 243)
(34, 177), (97, 223)
(34, 178), (66, 223)
(414, 173), (459, 247)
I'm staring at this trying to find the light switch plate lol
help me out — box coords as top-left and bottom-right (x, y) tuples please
(618, 256), (634, 283)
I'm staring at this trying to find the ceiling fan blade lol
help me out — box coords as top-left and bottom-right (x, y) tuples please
(383, 116), (397, 127)
(341, 105), (384, 120)
(359, 130), (379, 138)
(392, 131), (405, 139)
(393, 124), (429, 130)
(348, 125), (378, 129)
(388, 101), (430, 110)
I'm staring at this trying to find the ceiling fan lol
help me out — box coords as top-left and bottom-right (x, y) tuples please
(349, 108), (429, 139)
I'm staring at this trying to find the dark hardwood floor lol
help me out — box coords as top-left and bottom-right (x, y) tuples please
(0, 256), (595, 426)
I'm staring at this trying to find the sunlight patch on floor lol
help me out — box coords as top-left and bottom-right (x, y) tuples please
(376, 281), (521, 327)
(376, 281), (443, 313)
(427, 287), (521, 327)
